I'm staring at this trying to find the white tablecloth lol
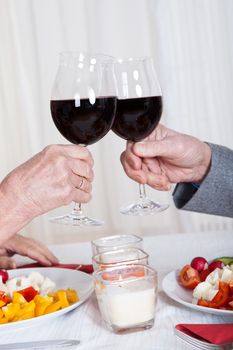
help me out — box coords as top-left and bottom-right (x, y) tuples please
(2, 231), (233, 349)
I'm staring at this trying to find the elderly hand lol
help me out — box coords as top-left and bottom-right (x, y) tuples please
(0, 144), (94, 244)
(0, 144), (93, 218)
(0, 234), (59, 269)
(120, 124), (212, 191)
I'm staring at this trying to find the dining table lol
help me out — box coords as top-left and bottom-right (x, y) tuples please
(1, 230), (233, 350)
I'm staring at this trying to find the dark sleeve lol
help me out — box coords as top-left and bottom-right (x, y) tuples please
(172, 143), (233, 218)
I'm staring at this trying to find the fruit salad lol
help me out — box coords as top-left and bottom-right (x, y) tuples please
(0, 270), (78, 324)
(178, 256), (233, 310)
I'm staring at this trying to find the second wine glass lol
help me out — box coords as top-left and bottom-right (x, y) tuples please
(50, 52), (117, 226)
(112, 57), (169, 215)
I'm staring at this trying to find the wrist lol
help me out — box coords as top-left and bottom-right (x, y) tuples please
(0, 186), (32, 244)
(194, 142), (212, 183)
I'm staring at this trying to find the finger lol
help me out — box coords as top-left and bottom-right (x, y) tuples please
(143, 158), (161, 174)
(68, 159), (94, 181)
(60, 144), (94, 165)
(23, 237), (59, 264)
(70, 174), (92, 193)
(121, 150), (142, 171)
(0, 256), (16, 269)
(133, 139), (175, 158)
(121, 159), (147, 184)
(23, 248), (55, 266)
(147, 172), (172, 191)
(72, 188), (92, 204)
(0, 248), (7, 256)
(9, 236), (59, 266)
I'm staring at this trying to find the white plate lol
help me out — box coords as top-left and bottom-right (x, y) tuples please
(162, 270), (233, 316)
(0, 267), (94, 330)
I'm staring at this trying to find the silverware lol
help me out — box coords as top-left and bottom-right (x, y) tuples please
(175, 328), (233, 350)
(0, 339), (80, 349)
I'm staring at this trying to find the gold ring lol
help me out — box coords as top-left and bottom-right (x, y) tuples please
(78, 177), (84, 189)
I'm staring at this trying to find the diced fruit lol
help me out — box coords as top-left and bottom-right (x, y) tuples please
(197, 281), (230, 309)
(66, 288), (79, 303)
(2, 303), (21, 321)
(197, 298), (210, 307)
(208, 261), (224, 272)
(35, 300), (53, 317)
(179, 265), (201, 289)
(44, 301), (61, 314)
(229, 278), (233, 291)
(0, 291), (11, 305)
(190, 257), (208, 272)
(209, 282), (230, 308)
(0, 317), (8, 324)
(0, 270), (9, 284)
(56, 290), (69, 309)
(12, 292), (27, 304)
(18, 287), (39, 302)
(0, 272), (79, 324)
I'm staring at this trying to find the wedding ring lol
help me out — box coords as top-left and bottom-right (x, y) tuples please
(78, 177), (84, 190)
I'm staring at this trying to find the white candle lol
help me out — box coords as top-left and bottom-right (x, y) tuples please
(96, 283), (156, 328)
(94, 264), (157, 332)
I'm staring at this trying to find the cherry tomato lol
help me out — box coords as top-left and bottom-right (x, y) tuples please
(178, 264), (201, 289)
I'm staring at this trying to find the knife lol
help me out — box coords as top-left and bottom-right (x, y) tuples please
(0, 339), (80, 349)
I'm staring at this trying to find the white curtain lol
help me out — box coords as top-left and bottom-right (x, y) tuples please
(0, 0), (232, 244)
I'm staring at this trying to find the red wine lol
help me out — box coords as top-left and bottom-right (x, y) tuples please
(50, 97), (116, 145)
(111, 96), (162, 142)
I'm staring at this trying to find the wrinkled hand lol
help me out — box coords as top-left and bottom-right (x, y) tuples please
(0, 144), (94, 221)
(0, 234), (59, 269)
(120, 124), (212, 191)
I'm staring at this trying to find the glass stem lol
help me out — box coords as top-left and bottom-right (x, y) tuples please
(139, 184), (147, 201)
(72, 203), (84, 217)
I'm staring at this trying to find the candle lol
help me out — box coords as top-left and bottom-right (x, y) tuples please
(93, 265), (157, 333)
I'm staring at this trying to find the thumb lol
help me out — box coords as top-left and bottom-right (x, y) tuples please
(0, 256), (16, 269)
(133, 140), (172, 158)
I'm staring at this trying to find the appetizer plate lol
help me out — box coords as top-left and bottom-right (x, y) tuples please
(162, 270), (233, 317)
(0, 267), (94, 330)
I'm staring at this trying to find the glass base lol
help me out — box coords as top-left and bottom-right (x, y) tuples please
(120, 199), (169, 216)
(49, 212), (104, 226)
(108, 318), (154, 334)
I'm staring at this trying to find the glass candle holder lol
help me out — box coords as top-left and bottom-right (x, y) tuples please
(93, 264), (157, 333)
(92, 247), (149, 271)
(91, 234), (143, 255)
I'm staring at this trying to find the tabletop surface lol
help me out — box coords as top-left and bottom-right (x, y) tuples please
(2, 230), (233, 350)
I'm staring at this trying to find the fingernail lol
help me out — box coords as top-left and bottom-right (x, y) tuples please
(134, 143), (145, 152)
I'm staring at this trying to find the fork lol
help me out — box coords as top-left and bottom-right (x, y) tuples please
(175, 328), (233, 350)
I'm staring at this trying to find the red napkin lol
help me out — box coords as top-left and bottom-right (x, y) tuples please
(17, 263), (93, 274)
(176, 324), (233, 345)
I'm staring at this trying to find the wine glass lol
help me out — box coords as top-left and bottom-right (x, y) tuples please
(50, 52), (117, 226)
(112, 57), (169, 215)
